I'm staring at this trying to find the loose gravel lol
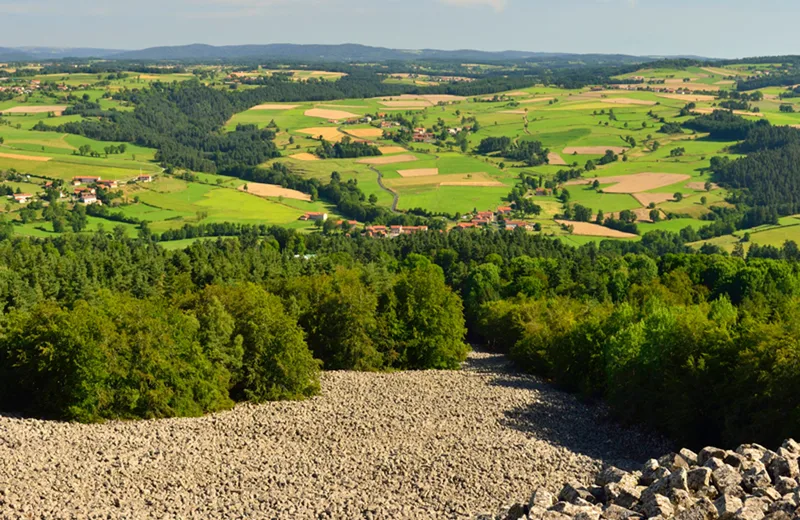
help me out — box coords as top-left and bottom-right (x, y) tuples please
(0, 352), (669, 519)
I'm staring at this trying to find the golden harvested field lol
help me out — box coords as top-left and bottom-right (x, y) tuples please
(379, 94), (465, 104)
(548, 153), (567, 166)
(556, 220), (638, 238)
(304, 108), (361, 120)
(345, 128), (384, 138)
(632, 192), (675, 207)
(397, 168), (439, 178)
(1, 105), (67, 115)
(378, 146), (408, 155)
(657, 94), (717, 102)
(357, 154), (418, 165)
(563, 146), (628, 155)
(567, 173), (690, 193)
(663, 81), (720, 91)
(239, 182), (311, 201)
(687, 182), (719, 191)
(701, 67), (735, 76)
(379, 101), (432, 108)
(0, 152), (52, 162)
(252, 104), (299, 110)
(297, 127), (348, 142)
(600, 98), (657, 106)
(506, 91), (530, 96)
(385, 172), (499, 188)
(502, 110), (527, 114)
(289, 153), (320, 161)
(6, 137), (76, 150)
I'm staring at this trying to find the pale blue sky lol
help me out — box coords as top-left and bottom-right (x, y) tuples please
(0, 0), (795, 58)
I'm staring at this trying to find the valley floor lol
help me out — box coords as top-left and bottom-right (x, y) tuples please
(0, 352), (668, 519)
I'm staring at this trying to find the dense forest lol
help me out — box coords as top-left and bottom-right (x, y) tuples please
(0, 226), (798, 449)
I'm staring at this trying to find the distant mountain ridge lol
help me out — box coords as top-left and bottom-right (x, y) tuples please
(0, 43), (712, 63)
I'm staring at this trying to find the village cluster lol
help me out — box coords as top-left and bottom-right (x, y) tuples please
(9, 173), (153, 206)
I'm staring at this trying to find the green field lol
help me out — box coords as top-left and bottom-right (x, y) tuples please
(3, 61), (800, 247)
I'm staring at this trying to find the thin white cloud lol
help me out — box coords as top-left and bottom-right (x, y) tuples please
(438, 0), (507, 12)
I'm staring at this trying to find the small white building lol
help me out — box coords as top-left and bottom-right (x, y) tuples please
(13, 193), (32, 204)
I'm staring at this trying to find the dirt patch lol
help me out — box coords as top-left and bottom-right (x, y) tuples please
(686, 181), (719, 191)
(440, 181), (506, 187)
(600, 98), (657, 106)
(1, 105), (67, 115)
(506, 91), (530, 96)
(378, 146), (407, 155)
(657, 94), (717, 102)
(240, 182), (311, 201)
(0, 152), (52, 162)
(566, 173), (690, 193)
(357, 154), (418, 165)
(557, 220), (637, 238)
(562, 146), (628, 155)
(501, 110), (528, 114)
(305, 108), (361, 120)
(345, 128), (384, 138)
(692, 108), (763, 117)
(289, 153), (320, 161)
(297, 127), (347, 142)
(701, 66), (734, 77)
(632, 192), (675, 207)
(548, 153), (567, 166)
(252, 104), (299, 110)
(397, 168), (439, 178)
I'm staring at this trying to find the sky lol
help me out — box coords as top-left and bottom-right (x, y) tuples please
(0, 0), (797, 58)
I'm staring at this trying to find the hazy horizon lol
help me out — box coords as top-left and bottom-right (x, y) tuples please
(0, 0), (796, 59)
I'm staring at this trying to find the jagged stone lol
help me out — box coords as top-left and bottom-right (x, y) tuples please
(648, 468), (689, 497)
(640, 460), (670, 486)
(725, 452), (748, 469)
(762, 512), (792, 520)
(751, 487), (781, 502)
(597, 467), (637, 488)
(530, 488), (556, 509)
(674, 497), (717, 520)
(639, 492), (674, 518)
(600, 504), (641, 520)
(699, 447), (728, 466)
(604, 483), (642, 510)
(669, 488), (694, 509)
(713, 465), (744, 495)
(688, 467), (713, 492)
(502, 503), (527, 520)
(780, 439), (800, 456)
(527, 505), (548, 520)
(768, 457), (799, 482)
(559, 482), (597, 505)
(659, 452), (691, 471)
(574, 508), (602, 520)
(716, 495), (744, 520)
(742, 467), (772, 493)
(541, 511), (571, 520)
(550, 500), (594, 515)
(733, 501), (766, 520)
(679, 448), (699, 467)
(773, 477), (798, 496)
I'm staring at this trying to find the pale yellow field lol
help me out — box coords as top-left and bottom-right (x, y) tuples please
(357, 154), (418, 165)
(692, 108), (763, 117)
(519, 97), (555, 104)
(556, 220), (637, 238)
(297, 127), (348, 142)
(385, 172), (500, 188)
(1, 105), (67, 114)
(289, 153), (320, 161)
(567, 173), (690, 193)
(548, 153), (567, 166)
(379, 101), (432, 108)
(252, 104), (299, 110)
(345, 128), (384, 138)
(239, 182), (311, 201)
(0, 152), (51, 162)
(600, 98), (657, 106)
(378, 146), (407, 155)
(304, 108), (361, 120)
(397, 168), (439, 178)
(687, 182), (719, 191)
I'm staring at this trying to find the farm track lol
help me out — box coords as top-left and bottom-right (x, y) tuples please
(371, 163), (400, 212)
(0, 351), (668, 519)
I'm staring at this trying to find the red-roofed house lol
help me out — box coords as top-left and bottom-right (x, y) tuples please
(299, 212), (328, 222)
(505, 221), (533, 231)
(72, 176), (101, 186)
(497, 206), (513, 215)
(13, 193), (33, 204)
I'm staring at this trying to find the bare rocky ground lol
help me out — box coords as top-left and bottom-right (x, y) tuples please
(0, 352), (669, 520)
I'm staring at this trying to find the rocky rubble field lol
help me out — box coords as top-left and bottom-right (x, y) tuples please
(493, 439), (800, 520)
(0, 352), (666, 519)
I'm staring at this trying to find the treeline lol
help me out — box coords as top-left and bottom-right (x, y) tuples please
(682, 109), (768, 140)
(475, 137), (549, 166)
(0, 233), (469, 422)
(315, 137), (381, 159)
